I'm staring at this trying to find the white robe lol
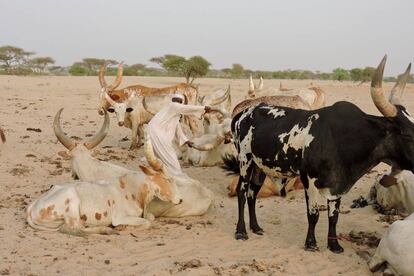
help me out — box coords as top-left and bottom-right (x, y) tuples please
(148, 102), (205, 176)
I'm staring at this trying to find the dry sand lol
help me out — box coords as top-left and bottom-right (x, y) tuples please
(1, 75), (413, 275)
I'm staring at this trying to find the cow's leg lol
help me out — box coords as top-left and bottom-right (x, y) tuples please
(304, 189), (319, 251)
(112, 216), (151, 229)
(129, 120), (139, 150)
(235, 158), (253, 240)
(327, 198), (344, 253)
(247, 168), (266, 235)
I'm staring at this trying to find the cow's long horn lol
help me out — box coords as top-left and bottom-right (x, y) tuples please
(249, 74), (255, 91)
(53, 108), (75, 150)
(84, 110), (110, 150)
(258, 76), (263, 90)
(371, 55), (397, 117)
(142, 97), (156, 115)
(191, 136), (224, 151)
(98, 63), (108, 89)
(389, 63), (411, 106)
(107, 62), (123, 90)
(209, 85), (231, 106)
(144, 126), (163, 171)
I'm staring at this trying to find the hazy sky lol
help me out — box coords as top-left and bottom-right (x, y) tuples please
(1, 0), (413, 75)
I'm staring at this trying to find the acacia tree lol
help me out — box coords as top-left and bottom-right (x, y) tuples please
(150, 54), (211, 83)
(28, 57), (55, 73)
(0, 45), (35, 74)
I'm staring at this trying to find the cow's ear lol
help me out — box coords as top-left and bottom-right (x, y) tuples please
(139, 165), (155, 176)
(58, 150), (71, 159)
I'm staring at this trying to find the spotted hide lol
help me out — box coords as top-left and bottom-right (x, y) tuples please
(27, 169), (182, 235)
(228, 56), (414, 254)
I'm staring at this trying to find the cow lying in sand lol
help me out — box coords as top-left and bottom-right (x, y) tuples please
(26, 166), (182, 235)
(373, 169), (414, 215)
(53, 109), (213, 217)
(247, 76), (325, 109)
(369, 213), (414, 275)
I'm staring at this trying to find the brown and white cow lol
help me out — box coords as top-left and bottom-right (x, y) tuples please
(97, 63), (199, 113)
(98, 63), (203, 148)
(26, 129), (182, 235)
(53, 109), (213, 218)
(247, 76), (325, 109)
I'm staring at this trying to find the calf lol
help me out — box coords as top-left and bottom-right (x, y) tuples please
(369, 213), (414, 275)
(26, 167), (182, 235)
(228, 56), (413, 253)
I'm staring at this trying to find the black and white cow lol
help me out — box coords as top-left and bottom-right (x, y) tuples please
(227, 56), (413, 253)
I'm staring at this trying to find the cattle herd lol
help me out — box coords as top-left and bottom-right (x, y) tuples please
(2, 56), (414, 274)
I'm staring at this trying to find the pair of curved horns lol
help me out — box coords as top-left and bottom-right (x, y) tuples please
(249, 75), (263, 91)
(208, 85), (231, 106)
(53, 108), (109, 150)
(371, 55), (411, 117)
(99, 62), (123, 91)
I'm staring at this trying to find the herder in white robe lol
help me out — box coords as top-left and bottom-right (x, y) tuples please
(147, 94), (211, 177)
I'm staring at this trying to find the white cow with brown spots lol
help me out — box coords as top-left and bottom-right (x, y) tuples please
(27, 129), (182, 235)
(53, 109), (213, 218)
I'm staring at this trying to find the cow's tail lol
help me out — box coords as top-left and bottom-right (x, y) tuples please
(221, 154), (240, 175)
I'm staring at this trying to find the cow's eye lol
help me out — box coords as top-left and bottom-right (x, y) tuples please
(107, 108), (115, 113)
(126, 107), (133, 112)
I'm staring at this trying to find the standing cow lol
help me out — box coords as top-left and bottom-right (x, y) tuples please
(227, 56), (413, 254)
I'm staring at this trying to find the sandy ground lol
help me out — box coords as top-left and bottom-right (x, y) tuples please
(1, 75), (413, 275)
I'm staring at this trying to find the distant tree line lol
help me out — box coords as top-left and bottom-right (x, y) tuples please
(0, 45), (411, 83)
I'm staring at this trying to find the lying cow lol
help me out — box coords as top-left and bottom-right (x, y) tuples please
(53, 109), (213, 218)
(369, 213), (414, 275)
(26, 165), (182, 235)
(183, 116), (235, 167)
(247, 76), (325, 109)
(226, 56), (414, 254)
(373, 169), (414, 215)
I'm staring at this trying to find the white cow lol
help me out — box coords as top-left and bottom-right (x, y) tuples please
(369, 213), (414, 276)
(183, 117), (235, 167)
(53, 109), (213, 218)
(373, 170), (414, 215)
(26, 166), (182, 236)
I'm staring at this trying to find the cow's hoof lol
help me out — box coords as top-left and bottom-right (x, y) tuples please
(235, 232), (248, 240)
(304, 244), (319, 252)
(328, 243), (344, 254)
(251, 227), (264, 235)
